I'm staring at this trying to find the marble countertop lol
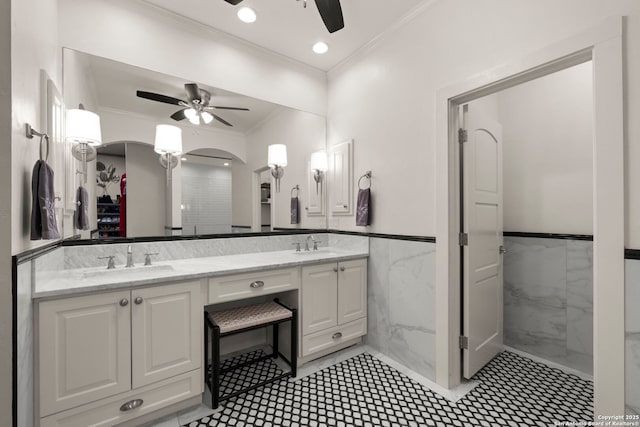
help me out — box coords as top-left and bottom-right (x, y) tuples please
(33, 247), (368, 299)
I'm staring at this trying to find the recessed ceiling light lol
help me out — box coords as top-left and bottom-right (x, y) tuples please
(312, 42), (329, 54)
(223, 162), (230, 166)
(181, 157), (187, 161)
(237, 7), (256, 23)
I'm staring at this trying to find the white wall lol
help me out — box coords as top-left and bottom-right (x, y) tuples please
(243, 108), (327, 230)
(58, 0), (327, 116)
(327, 0), (640, 245)
(1, 0), (11, 423)
(125, 143), (165, 237)
(469, 62), (593, 235)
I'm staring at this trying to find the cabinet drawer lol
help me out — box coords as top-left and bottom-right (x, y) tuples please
(209, 268), (299, 303)
(40, 369), (201, 427)
(302, 317), (366, 357)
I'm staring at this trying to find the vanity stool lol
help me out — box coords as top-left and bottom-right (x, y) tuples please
(204, 299), (297, 409)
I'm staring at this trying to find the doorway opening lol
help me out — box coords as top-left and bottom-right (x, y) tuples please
(460, 61), (594, 380)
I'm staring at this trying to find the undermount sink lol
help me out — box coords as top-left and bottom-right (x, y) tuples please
(81, 264), (174, 278)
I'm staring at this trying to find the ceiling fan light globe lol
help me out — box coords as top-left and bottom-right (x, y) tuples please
(188, 116), (200, 125)
(201, 111), (214, 124)
(184, 108), (198, 120)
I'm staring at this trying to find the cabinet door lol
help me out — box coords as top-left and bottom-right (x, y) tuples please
(328, 140), (353, 215)
(131, 281), (201, 389)
(338, 259), (368, 325)
(302, 263), (338, 335)
(39, 291), (132, 417)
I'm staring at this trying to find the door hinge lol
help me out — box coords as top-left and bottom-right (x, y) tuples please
(459, 336), (469, 349)
(458, 128), (467, 143)
(459, 232), (468, 246)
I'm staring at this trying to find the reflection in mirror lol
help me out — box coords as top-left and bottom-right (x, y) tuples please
(63, 48), (327, 240)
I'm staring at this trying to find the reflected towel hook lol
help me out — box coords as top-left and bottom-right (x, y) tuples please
(358, 171), (372, 190)
(25, 124), (50, 162)
(291, 185), (300, 197)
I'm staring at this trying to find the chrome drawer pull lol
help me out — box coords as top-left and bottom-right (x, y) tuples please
(332, 332), (342, 340)
(120, 398), (143, 412)
(333, 267), (338, 272)
(250, 280), (265, 288)
(119, 298), (129, 307)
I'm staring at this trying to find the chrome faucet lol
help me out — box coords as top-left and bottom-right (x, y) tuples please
(305, 235), (317, 251)
(126, 245), (134, 268)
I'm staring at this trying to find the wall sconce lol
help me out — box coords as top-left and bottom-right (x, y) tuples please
(268, 144), (287, 192)
(310, 150), (328, 194)
(154, 124), (183, 183)
(66, 108), (102, 184)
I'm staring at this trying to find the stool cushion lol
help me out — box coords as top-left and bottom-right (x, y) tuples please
(209, 301), (293, 334)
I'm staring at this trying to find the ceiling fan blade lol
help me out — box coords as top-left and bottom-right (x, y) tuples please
(212, 113), (233, 127)
(314, 0), (344, 33)
(170, 109), (187, 121)
(136, 91), (183, 106)
(209, 106), (250, 111)
(223, 0), (244, 4)
(184, 83), (201, 103)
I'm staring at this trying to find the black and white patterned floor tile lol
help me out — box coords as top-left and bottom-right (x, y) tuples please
(189, 350), (593, 427)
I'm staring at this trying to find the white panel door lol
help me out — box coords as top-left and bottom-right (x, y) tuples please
(302, 263), (338, 335)
(131, 281), (201, 388)
(329, 140), (353, 215)
(39, 291), (132, 416)
(337, 259), (367, 325)
(463, 106), (504, 378)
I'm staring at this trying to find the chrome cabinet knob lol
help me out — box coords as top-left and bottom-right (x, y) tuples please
(340, 266), (345, 272)
(333, 267), (338, 273)
(120, 398), (144, 412)
(134, 297), (143, 305)
(119, 298), (129, 307)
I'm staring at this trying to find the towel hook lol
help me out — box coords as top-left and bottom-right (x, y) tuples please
(291, 185), (300, 197)
(25, 124), (50, 162)
(358, 171), (372, 190)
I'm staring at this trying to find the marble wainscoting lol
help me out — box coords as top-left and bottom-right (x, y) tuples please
(625, 259), (640, 415)
(503, 236), (593, 375)
(366, 237), (436, 381)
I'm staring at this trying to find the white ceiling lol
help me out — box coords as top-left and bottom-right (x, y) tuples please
(86, 53), (283, 133)
(142, 0), (426, 71)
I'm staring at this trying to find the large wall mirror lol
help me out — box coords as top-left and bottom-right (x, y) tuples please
(63, 48), (328, 240)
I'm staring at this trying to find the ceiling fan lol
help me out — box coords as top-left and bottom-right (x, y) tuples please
(136, 83), (249, 127)
(224, 0), (344, 34)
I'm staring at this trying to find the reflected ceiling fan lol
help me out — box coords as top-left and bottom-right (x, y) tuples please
(136, 83), (249, 127)
(224, 0), (344, 33)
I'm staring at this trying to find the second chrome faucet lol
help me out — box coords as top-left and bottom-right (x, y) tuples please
(126, 244), (134, 268)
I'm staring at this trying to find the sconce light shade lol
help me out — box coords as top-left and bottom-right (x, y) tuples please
(66, 109), (102, 146)
(310, 151), (328, 172)
(268, 144), (288, 168)
(154, 124), (183, 155)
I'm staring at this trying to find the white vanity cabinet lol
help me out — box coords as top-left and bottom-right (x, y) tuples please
(301, 258), (367, 357)
(38, 281), (201, 426)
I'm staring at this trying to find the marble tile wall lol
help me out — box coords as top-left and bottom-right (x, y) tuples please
(503, 236), (593, 375)
(366, 237), (436, 381)
(625, 259), (640, 415)
(37, 232), (349, 271)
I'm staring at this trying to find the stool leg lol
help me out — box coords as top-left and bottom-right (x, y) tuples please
(273, 323), (279, 359)
(291, 309), (297, 377)
(212, 324), (221, 409)
(204, 313), (209, 390)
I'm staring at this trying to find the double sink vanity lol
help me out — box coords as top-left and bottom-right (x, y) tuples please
(31, 233), (368, 426)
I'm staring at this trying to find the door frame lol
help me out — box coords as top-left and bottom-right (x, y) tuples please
(435, 17), (624, 417)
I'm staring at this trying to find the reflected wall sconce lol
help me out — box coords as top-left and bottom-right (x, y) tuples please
(154, 124), (183, 183)
(268, 144), (287, 192)
(66, 108), (102, 184)
(310, 150), (328, 194)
